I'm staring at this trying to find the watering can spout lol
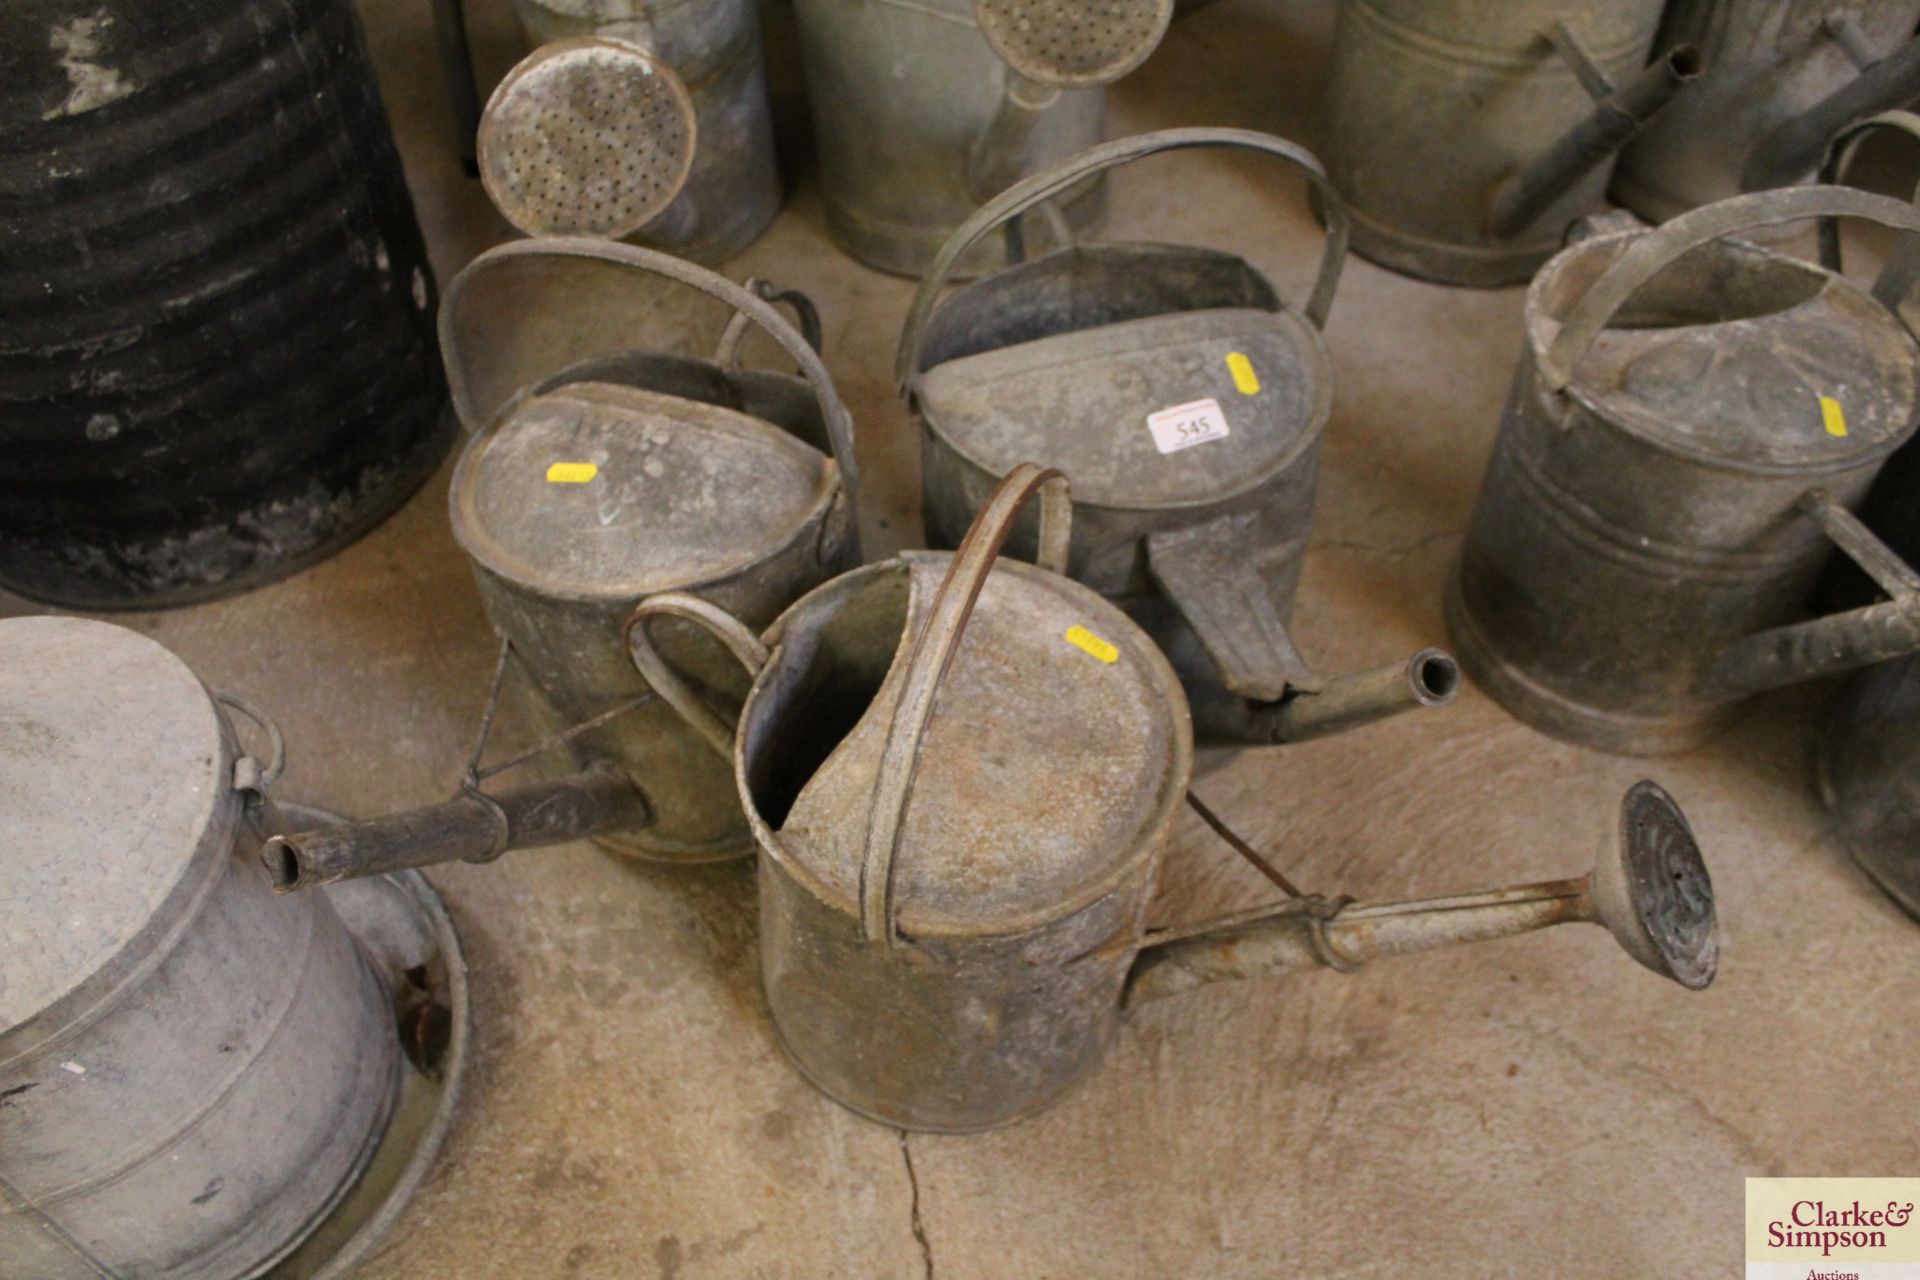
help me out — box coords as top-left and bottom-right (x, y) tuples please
(1264, 649), (1459, 744)
(1742, 33), (1920, 195)
(259, 767), (651, 892)
(1489, 44), (1701, 240)
(1127, 781), (1718, 1003)
(1144, 520), (1460, 746)
(1187, 648), (1462, 745)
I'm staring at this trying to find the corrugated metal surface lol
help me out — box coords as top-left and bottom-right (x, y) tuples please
(0, 0), (452, 607)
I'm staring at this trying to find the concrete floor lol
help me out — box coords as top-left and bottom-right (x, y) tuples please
(9, 1), (1919, 1276)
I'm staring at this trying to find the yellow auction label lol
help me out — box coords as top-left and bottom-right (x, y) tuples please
(546, 462), (599, 483)
(1747, 1178), (1920, 1277)
(1225, 351), (1261, 396)
(1064, 625), (1118, 665)
(1820, 395), (1848, 438)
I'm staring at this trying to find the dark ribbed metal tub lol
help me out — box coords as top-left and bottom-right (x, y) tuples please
(0, 0), (452, 608)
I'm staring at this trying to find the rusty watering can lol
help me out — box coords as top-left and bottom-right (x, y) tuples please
(477, 0), (782, 264)
(625, 466), (1720, 1132)
(1319, 0), (1700, 286)
(898, 128), (1461, 748)
(258, 237), (858, 889)
(1613, 0), (1920, 224)
(1449, 185), (1920, 756)
(0, 618), (466, 1278)
(790, 0), (1168, 276)
(1817, 652), (1920, 920)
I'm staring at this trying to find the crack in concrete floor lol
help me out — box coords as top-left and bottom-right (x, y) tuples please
(900, 1132), (935, 1280)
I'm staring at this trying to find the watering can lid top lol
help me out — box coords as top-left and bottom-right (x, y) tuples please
(0, 617), (230, 1031)
(1546, 239), (1919, 468)
(452, 382), (831, 598)
(918, 308), (1327, 509)
(776, 555), (1192, 933)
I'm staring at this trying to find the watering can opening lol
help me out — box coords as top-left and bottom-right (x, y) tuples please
(915, 243), (1282, 370)
(744, 553), (1191, 936)
(527, 349), (839, 461)
(743, 567), (913, 830)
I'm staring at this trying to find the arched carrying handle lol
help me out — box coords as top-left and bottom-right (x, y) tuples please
(622, 594), (772, 758)
(1542, 186), (1920, 393)
(1816, 110), (1920, 312)
(895, 127), (1350, 391)
(860, 463), (1072, 944)
(439, 237), (860, 514)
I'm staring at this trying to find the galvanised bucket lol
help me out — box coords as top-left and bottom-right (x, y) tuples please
(0, 618), (466, 1278)
(628, 467), (1721, 1132)
(899, 128), (1460, 747)
(1319, 0), (1695, 286)
(1613, 0), (1920, 224)
(1449, 186), (1920, 755)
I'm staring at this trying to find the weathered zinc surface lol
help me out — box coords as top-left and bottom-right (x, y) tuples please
(0, 0), (451, 608)
(1450, 187), (1920, 755)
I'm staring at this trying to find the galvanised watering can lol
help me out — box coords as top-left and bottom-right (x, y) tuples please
(898, 128), (1461, 748)
(1450, 186), (1920, 755)
(1319, 0), (1698, 286)
(1614, 0), (1920, 223)
(0, 618), (466, 1278)
(260, 237), (859, 887)
(791, 0), (1169, 276)
(626, 466), (1720, 1132)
